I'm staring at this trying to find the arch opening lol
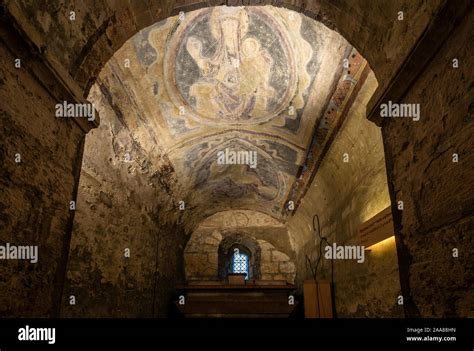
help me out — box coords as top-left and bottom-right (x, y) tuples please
(3, 0), (469, 320)
(65, 4), (391, 317)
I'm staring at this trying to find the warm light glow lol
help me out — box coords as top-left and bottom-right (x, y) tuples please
(361, 201), (391, 224)
(365, 236), (395, 253)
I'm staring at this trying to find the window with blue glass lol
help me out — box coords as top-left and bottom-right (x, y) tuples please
(231, 251), (249, 279)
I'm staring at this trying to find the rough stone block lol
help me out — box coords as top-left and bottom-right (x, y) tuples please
(279, 261), (295, 273)
(272, 250), (290, 262)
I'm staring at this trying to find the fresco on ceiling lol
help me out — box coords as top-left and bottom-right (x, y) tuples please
(135, 6), (318, 131)
(161, 126), (312, 217)
(198, 210), (283, 228)
(171, 134), (286, 203)
(165, 6), (298, 124)
(162, 7), (315, 215)
(116, 6), (352, 219)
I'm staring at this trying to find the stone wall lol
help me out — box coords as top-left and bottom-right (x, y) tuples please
(185, 230), (221, 280)
(184, 211), (296, 283)
(382, 8), (474, 317)
(0, 27), (90, 317)
(287, 72), (403, 317)
(259, 240), (295, 282)
(61, 84), (189, 318)
(185, 230), (296, 284)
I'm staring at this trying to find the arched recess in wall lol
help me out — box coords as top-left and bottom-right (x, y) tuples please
(217, 234), (262, 280)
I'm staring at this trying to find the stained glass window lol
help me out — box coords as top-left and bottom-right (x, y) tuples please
(231, 252), (249, 279)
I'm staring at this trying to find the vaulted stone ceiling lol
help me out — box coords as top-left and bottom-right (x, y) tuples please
(89, 6), (367, 223)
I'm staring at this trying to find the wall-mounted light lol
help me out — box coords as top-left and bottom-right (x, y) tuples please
(358, 206), (394, 251)
(365, 236), (395, 254)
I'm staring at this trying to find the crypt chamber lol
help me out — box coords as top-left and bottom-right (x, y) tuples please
(0, 0), (472, 319)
